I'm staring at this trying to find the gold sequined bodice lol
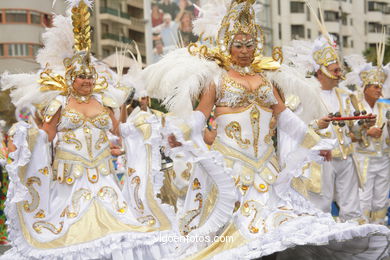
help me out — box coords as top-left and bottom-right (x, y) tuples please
(215, 74), (278, 108)
(58, 107), (112, 131)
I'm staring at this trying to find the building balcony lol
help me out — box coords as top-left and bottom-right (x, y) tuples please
(340, 1), (352, 14)
(100, 7), (132, 26)
(321, 0), (352, 14)
(0, 24), (44, 43)
(367, 10), (384, 23)
(101, 33), (133, 46)
(290, 13), (306, 24)
(129, 17), (145, 32)
(322, 1), (339, 12)
(127, 0), (143, 9)
(384, 13), (390, 24)
(325, 21), (340, 33)
(340, 25), (352, 36)
(367, 32), (383, 43)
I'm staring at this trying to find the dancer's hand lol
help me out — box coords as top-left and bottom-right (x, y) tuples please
(367, 127), (382, 138)
(168, 134), (182, 148)
(365, 113), (377, 128)
(317, 116), (332, 129)
(319, 150), (332, 161)
(110, 144), (124, 156)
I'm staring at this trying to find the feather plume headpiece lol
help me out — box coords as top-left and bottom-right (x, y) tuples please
(343, 28), (389, 95)
(305, 0), (339, 71)
(39, 0), (108, 98)
(189, 0), (281, 74)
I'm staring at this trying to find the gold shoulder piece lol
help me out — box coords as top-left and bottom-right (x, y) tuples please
(285, 95), (301, 112)
(43, 99), (62, 123)
(102, 95), (119, 108)
(252, 56), (281, 72)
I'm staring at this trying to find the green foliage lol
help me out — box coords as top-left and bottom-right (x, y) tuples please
(363, 37), (390, 65)
(150, 98), (168, 113)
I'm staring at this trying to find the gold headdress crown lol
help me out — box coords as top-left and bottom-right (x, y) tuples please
(188, 0), (281, 73)
(63, 0), (96, 87)
(313, 46), (338, 67)
(217, 0), (264, 57)
(305, 0), (339, 68)
(305, 0), (341, 79)
(360, 68), (386, 87)
(39, 0), (107, 97)
(359, 27), (387, 88)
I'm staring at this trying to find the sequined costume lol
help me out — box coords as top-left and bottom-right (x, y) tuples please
(0, 1), (179, 258)
(1, 94), (180, 259)
(142, 0), (390, 259)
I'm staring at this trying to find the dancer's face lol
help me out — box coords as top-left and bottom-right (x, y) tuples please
(364, 84), (382, 102)
(72, 74), (94, 96)
(318, 63), (342, 89)
(230, 33), (255, 67)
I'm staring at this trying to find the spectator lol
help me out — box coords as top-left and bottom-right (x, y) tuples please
(153, 39), (165, 63)
(155, 13), (178, 47)
(192, 0), (200, 17)
(175, 0), (195, 22)
(158, 0), (179, 20)
(152, 3), (164, 27)
(177, 11), (197, 46)
(153, 39), (176, 63)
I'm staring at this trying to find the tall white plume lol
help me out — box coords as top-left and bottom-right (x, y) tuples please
(36, 14), (74, 70)
(143, 48), (223, 117)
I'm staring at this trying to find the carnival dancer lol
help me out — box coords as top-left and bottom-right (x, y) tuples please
(143, 0), (390, 259)
(0, 1), (181, 258)
(276, 0), (374, 222)
(342, 32), (390, 225)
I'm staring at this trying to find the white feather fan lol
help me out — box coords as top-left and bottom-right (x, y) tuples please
(193, 0), (229, 38)
(1, 72), (61, 109)
(142, 48), (223, 117)
(36, 15), (73, 70)
(266, 65), (327, 123)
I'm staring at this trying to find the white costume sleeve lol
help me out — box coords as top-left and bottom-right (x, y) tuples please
(275, 109), (336, 197)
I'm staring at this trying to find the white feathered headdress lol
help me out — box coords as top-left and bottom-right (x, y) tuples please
(343, 29), (390, 98)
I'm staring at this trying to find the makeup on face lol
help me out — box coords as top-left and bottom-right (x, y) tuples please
(231, 38), (255, 50)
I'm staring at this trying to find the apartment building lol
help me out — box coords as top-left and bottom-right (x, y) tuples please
(270, 0), (389, 56)
(0, 0), (66, 73)
(93, 0), (153, 64)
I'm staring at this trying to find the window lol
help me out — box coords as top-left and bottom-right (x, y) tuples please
(351, 40), (354, 48)
(324, 11), (338, 22)
(291, 25), (304, 40)
(278, 23), (282, 40)
(102, 23), (109, 34)
(307, 28), (311, 39)
(8, 44), (29, 56)
(6, 10), (28, 23)
(32, 44), (40, 56)
(368, 22), (382, 33)
(350, 18), (353, 26)
(0, 44), (3, 56)
(278, 0), (281, 15)
(43, 14), (52, 27)
(341, 14), (347, 25)
(290, 2), (305, 13)
(103, 48), (111, 57)
(0, 12), (3, 24)
(306, 6), (311, 21)
(368, 1), (388, 13)
(30, 11), (41, 24)
(343, 36), (348, 48)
